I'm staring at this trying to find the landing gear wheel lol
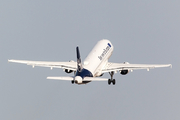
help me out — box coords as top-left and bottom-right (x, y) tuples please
(108, 79), (111, 85)
(108, 71), (116, 85)
(71, 80), (74, 84)
(112, 79), (116, 85)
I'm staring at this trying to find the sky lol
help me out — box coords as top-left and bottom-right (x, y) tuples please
(0, 0), (180, 120)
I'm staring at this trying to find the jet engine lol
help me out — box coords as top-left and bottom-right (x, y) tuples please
(120, 62), (130, 75)
(65, 69), (73, 73)
(120, 70), (129, 75)
(75, 76), (83, 84)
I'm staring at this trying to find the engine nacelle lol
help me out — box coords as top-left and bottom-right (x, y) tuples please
(75, 76), (83, 84)
(65, 69), (73, 73)
(120, 70), (129, 75)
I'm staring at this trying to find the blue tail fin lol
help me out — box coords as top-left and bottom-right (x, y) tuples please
(76, 47), (83, 72)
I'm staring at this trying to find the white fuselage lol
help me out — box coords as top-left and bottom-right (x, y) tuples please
(83, 39), (114, 77)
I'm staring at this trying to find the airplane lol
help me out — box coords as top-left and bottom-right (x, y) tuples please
(8, 39), (172, 85)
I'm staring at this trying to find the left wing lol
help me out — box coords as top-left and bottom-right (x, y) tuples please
(8, 59), (77, 71)
(102, 62), (172, 73)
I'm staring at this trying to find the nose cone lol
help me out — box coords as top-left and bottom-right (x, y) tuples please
(75, 76), (83, 84)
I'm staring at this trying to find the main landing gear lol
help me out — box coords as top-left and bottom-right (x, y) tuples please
(108, 71), (116, 85)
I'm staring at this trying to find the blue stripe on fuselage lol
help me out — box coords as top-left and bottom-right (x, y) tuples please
(75, 68), (93, 78)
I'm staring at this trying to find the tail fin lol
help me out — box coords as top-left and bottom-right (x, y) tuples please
(76, 47), (83, 72)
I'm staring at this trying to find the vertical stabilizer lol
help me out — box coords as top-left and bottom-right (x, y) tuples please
(76, 47), (83, 72)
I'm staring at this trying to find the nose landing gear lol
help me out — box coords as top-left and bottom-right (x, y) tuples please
(108, 71), (116, 85)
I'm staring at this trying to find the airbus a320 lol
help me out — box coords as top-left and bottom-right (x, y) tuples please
(8, 39), (172, 85)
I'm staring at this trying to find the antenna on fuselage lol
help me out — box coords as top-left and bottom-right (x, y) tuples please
(76, 46), (83, 72)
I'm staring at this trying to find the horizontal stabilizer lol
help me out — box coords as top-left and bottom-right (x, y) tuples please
(47, 76), (74, 80)
(83, 77), (108, 81)
(47, 76), (108, 81)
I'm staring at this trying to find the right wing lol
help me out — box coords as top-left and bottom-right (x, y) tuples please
(8, 59), (77, 71)
(102, 62), (172, 73)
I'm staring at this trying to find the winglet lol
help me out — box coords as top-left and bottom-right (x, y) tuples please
(170, 64), (172, 68)
(8, 59), (12, 63)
